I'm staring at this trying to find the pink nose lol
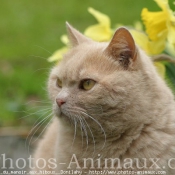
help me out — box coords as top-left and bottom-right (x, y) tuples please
(56, 99), (66, 107)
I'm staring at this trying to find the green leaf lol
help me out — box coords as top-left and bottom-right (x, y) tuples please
(165, 62), (175, 94)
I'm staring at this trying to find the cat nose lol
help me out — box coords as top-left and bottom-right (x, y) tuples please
(56, 98), (66, 107)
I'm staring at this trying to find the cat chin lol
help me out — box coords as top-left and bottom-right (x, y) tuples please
(54, 110), (70, 120)
(53, 106), (61, 117)
(53, 104), (69, 118)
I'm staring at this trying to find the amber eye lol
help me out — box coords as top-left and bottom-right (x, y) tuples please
(56, 78), (62, 88)
(80, 79), (96, 91)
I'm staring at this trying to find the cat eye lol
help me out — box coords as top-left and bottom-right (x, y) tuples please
(79, 79), (96, 91)
(56, 78), (62, 88)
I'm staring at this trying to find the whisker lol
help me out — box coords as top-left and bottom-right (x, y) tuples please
(26, 114), (49, 146)
(77, 115), (90, 157)
(77, 116), (84, 149)
(84, 104), (103, 114)
(26, 113), (52, 153)
(34, 45), (52, 55)
(81, 117), (89, 156)
(33, 115), (53, 143)
(19, 108), (52, 120)
(82, 117), (96, 156)
(27, 116), (51, 154)
(29, 55), (48, 60)
(28, 109), (52, 135)
(71, 117), (77, 151)
(81, 111), (106, 150)
(33, 67), (51, 73)
(65, 109), (89, 153)
(25, 105), (51, 110)
(62, 107), (106, 153)
(25, 100), (51, 105)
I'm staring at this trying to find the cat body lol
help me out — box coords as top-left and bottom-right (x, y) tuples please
(33, 23), (175, 175)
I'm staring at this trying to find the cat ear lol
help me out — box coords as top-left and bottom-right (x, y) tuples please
(105, 27), (137, 69)
(66, 22), (91, 47)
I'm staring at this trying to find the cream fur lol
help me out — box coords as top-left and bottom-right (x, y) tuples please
(33, 25), (175, 175)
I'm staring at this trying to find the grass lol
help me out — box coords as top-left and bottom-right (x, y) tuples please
(0, 0), (174, 127)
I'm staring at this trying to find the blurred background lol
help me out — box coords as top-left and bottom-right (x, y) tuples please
(0, 0), (175, 171)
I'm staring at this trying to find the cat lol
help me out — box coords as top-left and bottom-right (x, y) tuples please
(33, 22), (175, 175)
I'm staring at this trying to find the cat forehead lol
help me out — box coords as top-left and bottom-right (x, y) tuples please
(53, 43), (117, 81)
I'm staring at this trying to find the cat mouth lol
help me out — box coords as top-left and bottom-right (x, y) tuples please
(59, 109), (75, 119)
(58, 111), (68, 118)
(58, 108), (86, 120)
(56, 105), (96, 120)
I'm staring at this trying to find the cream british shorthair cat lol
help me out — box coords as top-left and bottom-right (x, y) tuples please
(33, 23), (175, 175)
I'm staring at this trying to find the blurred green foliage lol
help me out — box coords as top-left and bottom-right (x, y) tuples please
(0, 0), (175, 127)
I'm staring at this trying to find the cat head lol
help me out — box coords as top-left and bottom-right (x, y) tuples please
(48, 23), (157, 132)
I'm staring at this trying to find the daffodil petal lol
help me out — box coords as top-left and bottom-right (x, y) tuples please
(130, 29), (165, 55)
(154, 0), (168, 11)
(165, 41), (175, 57)
(148, 39), (165, 55)
(88, 7), (110, 26)
(130, 29), (151, 53)
(114, 23), (123, 29)
(167, 22), (175, 45)
(48, 47), (68, 62)
(85, 24), (112, 41)
(141, 8), (167, 41)
(133, 21), (143, 31)
(61, 35), (69, 45)
(154, 62), (166, 78)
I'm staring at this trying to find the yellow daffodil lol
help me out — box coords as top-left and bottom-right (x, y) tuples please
(48, 35), (68, 62)
(133, 21), (143, 31)
(130, 28), (166, 78)
(154, 62), (166, 78)
(130, 29), (165, 55)
(130, 20), (166, 78)
(48, 7), (114, 63)
(84, 7), (113, 41)
(141, 0), (175, 46)
(46, 4), (175, 87)
(48, 47), (68, 62)
(166, 41), (175, 57)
